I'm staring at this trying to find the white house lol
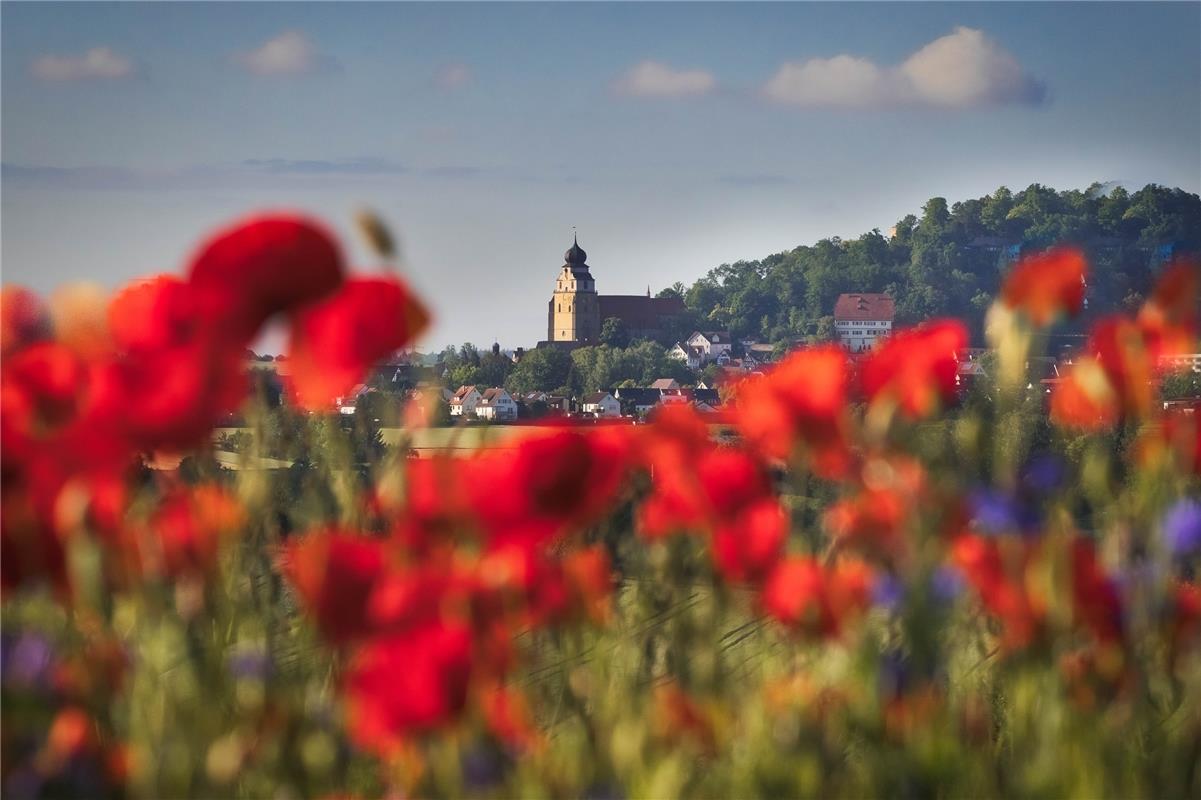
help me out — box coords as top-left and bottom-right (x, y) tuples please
(475, 387), (518, 421)
(833, 294), (895, 353)
(650, 378), (681, 392)
(581, 391), (621, 417)
(669, 342), (705, 369)
(449, 385), (482, 417)
(686, 331), (734, 363)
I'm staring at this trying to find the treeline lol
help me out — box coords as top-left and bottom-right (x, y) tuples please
(434, 341), (697, 397)
(662, 183), (1199, 346)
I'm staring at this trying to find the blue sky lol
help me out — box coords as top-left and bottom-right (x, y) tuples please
(3, 2), (1199, 350)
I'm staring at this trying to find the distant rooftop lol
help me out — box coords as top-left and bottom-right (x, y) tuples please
(834, 293), (895, 321)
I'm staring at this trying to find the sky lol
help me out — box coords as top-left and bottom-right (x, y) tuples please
(3, 2), (1199, 351)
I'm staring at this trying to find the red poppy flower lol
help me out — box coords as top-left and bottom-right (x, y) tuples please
(344, 621), (474, 754)
(639, 441), (773, 539)
(1086, 316), (1155, 418)
(2, 341), (90, 442)
(100, 275), (249, 451)
(143, 485), (244, 580)
(556, 544), (615, 625)
(368, 558), (477, 634)
(1070, 537), (1124, 644)
(108, 275), (206, 353)
(283, 531), (388, 646)
(0, 489), (68, 597)
(95, 340), (247, 453)
(761, 557), (838, 637)
(287, 276), (429, 410)
(950, 534), (1043, 649)
(467, 427), (632, 548)
(1138, 258), (1198, 364)
(827, 558), (874, 621)
(481, 684), (542, 752)
(825, 489), (907, 556)
(712, 500), (786, 584)
(1049, 357), (1120, 431)
(475, 542), (607, 631)
(187, 214), (345, 342)
(1000, 247), (1088, 326)
(860, 320), (967, 420)
(734, 345), (851, 476)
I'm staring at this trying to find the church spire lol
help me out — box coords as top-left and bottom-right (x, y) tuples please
(564, 232), (588, 266)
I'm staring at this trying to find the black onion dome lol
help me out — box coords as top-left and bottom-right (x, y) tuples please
(564, 234), (587, 266)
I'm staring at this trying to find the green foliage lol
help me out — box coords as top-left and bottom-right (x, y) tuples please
(506, 347), (574, 394)
(1162, 370), (1201, 400)
(600, 317), (630, 348)
(674, 184), (1200, 346)
(569, 341), (695, 394)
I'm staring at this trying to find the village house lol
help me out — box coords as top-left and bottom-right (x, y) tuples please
(687, 331), (733, 362)
(690, 388), (721, 408)
(475, 387), (518, 421)
(669, 342), (705, 369)
(742, 341), (777, 364)
(670, 331), (734, 368)
(449, 385), (482, 417)
(581, 391), (621, 417)
(833, 293), (895, 353)
(614, 386), (663, 416)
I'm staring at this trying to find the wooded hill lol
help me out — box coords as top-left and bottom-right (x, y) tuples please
(659, 183), (1200, 347)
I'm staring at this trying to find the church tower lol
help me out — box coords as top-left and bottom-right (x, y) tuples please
(547, 235), (601, 343)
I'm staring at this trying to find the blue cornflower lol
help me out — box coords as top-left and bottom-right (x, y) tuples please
(1164, 499), (1201, 557)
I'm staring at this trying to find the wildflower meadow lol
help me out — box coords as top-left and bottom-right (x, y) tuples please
(2, 214), (1199, 799)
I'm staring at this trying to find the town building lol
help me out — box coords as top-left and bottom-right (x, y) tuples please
(669, 331), (735, 368)
(833, 293), (895, 353)
(545, 236), (686, 346)
(449, 385), (482, 417)
(475, 388), (518, 421)
(669, 342), (704, 369)
(686, 331), (733, 362)
(614, 387), (663, 416)
(581, 391), (621, 417)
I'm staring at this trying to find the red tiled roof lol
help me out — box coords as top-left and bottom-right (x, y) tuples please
(598, 295), (686, 330)
(478, 387), (510, 405)
(834, 293), (895, 321)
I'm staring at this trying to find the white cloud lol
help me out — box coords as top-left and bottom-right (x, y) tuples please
(613, 60), (716, 98)
(433, 63), (472, 90)
(763, 27), (1045, 110)
(234, 31), (322, 76)
(31, 47), (136, 82)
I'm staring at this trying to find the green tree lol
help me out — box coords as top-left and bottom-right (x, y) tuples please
(506, 347), (573, 394)
(600, 317), (630, 348)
